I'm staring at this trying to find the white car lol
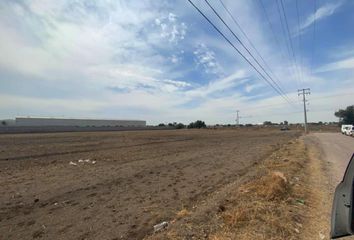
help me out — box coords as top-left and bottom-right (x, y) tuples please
(348, 126), (354, 136)
(341, 125), (353, 135)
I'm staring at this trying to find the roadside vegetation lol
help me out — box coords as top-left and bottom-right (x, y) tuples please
(335, 105), (354, 124)
(147, 136), (324, 240)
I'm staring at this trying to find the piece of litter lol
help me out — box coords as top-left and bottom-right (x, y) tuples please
(69, 161), (77, 166)
(294, 228), (300, 233)
(78, 159), (84, 163)
(295, 222), (302, 228)
(153, 221), (168, 232)
(296, 199), (305, 205)
(92, 161), (96, 164)
(319, 232), (325, 240)
(54, 202), (58, 206)
(84, 159), (90, 163)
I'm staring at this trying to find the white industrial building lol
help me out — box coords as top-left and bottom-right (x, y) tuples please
(14, 117), (146, 127)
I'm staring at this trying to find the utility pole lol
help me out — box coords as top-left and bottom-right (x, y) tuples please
(298, 88), (310, 133)
(236, 110), (240, 126)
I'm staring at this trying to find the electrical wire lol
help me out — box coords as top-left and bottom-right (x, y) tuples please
(279, 0), (302, 84)
(275, 0), (301, 86)
(187, 0), (294, 106)
(218, 0), (295, 102)
(295, 0), (304, 84)
(201, 0), (295, 105)
(310, 0), (317, 74)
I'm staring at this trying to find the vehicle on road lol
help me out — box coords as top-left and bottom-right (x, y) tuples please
(331, 154), (354, 239)
(348, 126), (354, 137)
(341, 125), (353, 135)
(280, 126), (290, 131)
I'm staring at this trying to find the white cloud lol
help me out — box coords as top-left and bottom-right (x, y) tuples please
(193, 43), (222, 75)
(186, 70), (248, 98)
(0, 0), (353, 125)
(170, 54), (180, 63)
(155, 13), (187, 44)
(316, 57), (354, 73)
(300, 1), (343, 32)
(244, 82), (264, 93)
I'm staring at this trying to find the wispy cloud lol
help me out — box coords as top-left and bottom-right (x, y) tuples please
(299, 1), (344, 32)
(155, 13), (187, 44)
(0, 0), (353, 124)
(193, 43), (222, 75)
(185, 70), (248, 98)
(316, 57), (354, 73)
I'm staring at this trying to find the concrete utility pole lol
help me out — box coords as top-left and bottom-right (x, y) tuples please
(236, 110), (240, 125)
(298, 88), (311, 133)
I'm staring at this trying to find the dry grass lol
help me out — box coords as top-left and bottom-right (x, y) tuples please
(210, 139), (309, 240)
(176, 208), (190, 219)
(147, 138), (315, 240)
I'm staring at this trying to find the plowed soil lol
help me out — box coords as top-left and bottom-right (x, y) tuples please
(0, 128), (299, 239)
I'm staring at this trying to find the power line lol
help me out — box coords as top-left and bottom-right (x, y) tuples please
(203, 0), (294, 105)
(257, 0), (290, 76)
(238, 91), (354, 112)
(218, 0), (293, 102)
(310, 92), (354, 101)
(279, 0), (302, 84)
(275, 0), (301, 86)
(310, 0), (317, 74)
(295, 0), (304, 84)
(187, 0), (294, 106)
(257, 0), (285, 61)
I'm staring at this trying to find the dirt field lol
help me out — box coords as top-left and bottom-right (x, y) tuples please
(0, 128), (299, 239)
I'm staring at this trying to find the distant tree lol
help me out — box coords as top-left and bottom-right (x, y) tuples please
(1, 121), (6, 126)
(168, 123), (174, 127)
(263, 121), (272, 126)
(158, 123), (165, 127)
(188, 120), (206, 129)
(318, 121), (323, 125)
(175, 123), (185, 129)
(245, 124), (253, 127)
(284, 120), (288, 125)
(335, 105), (354, 124)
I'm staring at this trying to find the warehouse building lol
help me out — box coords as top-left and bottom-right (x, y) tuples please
(14, 117), (146, 127)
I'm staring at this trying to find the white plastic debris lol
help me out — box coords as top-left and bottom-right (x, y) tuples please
(153, 221), (168, 232)
(319, 232), (325, 240)
(70, 159), (96, 166)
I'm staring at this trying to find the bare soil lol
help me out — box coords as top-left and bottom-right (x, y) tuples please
(0, 128), (299, 239)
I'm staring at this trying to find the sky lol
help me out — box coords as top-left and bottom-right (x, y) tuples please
(0, 0), (353, 125)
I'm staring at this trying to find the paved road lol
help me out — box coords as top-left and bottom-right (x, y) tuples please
(309, 133), (354, 185)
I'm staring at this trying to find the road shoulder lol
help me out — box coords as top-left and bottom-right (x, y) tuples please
(147, 136), (329, 239)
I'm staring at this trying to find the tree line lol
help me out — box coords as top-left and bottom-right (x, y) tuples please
(158, 120), (206, 129)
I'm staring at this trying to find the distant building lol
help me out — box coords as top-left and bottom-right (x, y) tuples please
(14, 117), (146, 127)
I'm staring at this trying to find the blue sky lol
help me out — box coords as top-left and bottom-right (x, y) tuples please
(0, 0), (353, 124)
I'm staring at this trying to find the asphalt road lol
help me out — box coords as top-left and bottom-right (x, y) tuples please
(309, 133), (354, 185)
